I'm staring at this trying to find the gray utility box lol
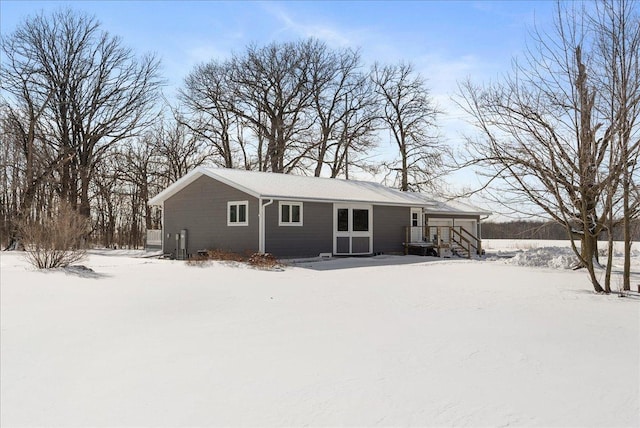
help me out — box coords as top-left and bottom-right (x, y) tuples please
(176, 229), (188, 260)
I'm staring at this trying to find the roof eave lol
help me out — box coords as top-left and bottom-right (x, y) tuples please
(426, 210), (492, 217)
(259, 194), (432, 207)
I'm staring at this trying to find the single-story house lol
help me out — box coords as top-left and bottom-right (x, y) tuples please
(146, 167), (490, 259)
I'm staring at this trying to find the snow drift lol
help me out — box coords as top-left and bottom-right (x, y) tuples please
(1, 245), (638, 427)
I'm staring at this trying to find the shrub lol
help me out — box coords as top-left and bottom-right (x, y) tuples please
(19, 203), (90, 269)
(247, 252), (280, 269)
(185, 253), (212, 267)
(206, 249), (247, 262)
(185, 249), (281, 270)
(185, 249), (247, 267)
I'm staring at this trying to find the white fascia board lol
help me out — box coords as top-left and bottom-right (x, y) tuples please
(258, 195), (430, 207)
(425, 209), (492, 217)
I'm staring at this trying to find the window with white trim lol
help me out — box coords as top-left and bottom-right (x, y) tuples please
(227, 201), (248, 226)
(279, 202), (303, 226)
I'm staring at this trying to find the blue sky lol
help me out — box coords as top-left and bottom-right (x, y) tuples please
(1, 0), (557, 195)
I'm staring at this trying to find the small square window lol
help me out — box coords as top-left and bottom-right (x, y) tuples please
(279, 202), (303, 226)
(228, 201), (248, 226)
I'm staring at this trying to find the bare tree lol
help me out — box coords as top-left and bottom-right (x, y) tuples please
(152, 119), (215, 185)
(227, 39), (321, 173)
(179, 62), (248, 169)
(457, 0), (640, 293)
(179, 38), (382, 176)
(308, 48), (379, 178)
(2, 8), (162, 220)
(593, 0), (640, 291)
(92, 154), (120, 248)
(371, 62), (444, 191)
(0, 107), (23, 248)
(326, 79), (380, 179)
(0, 33), (63, 248)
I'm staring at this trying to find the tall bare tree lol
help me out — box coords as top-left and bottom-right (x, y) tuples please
(179, 62), (247, 169)
(308, 48), (379, 178)
(0, 34), (62, 248)
(179, 38), (383, 176)
(227, 39), (320, 173)
(457, 0), (640, 293)
(152, 119), (215, 184)
(593, 0), (640, 291)
(1, 8), (162, 220)
(371, 62), (444, 191)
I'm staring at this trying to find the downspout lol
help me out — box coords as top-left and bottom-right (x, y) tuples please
(259, 198), (274, 253)
(161, 202), (165, 253)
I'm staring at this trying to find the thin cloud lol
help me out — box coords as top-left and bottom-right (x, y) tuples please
(259, 1), (356, 47)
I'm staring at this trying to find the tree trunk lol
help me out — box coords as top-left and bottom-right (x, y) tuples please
(623, 165), (631, 291)
(604, 229), (614, 293)
(400, 141), (408, 191)
(79, 166), (91, 219)
(582, 234), (605, 293)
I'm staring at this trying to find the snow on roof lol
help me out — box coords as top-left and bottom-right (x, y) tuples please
(149, 167), (490, 216)
(207, 168), (438, 206)
(408, 193), (492, 216)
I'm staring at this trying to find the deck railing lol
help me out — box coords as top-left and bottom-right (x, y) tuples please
(449, 227), (472, 258)
(404, 225), (482, 257)
(455, 226), (482, 256)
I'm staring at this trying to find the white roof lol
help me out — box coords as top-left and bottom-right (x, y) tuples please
(413, 194), (492, 217)
(149, 167), (490, 215)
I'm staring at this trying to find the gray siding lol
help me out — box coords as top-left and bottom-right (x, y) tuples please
(264, 201), (333, 258)
(163, 175), (259, 257)
(373, 205), (411, 255)
(161, 175), (419, 258)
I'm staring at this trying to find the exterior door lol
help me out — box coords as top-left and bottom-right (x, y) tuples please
(410, 208), (423, 242)
(455, 219), (477, 239)
(428, 218), (453, 244)
(334, 204), (373, 255)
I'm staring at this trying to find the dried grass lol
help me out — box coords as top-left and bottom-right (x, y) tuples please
(185, 249), (281, 270)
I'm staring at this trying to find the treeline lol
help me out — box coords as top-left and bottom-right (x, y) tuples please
(1, 8), (445, 249)
(482, 221), (640, 241)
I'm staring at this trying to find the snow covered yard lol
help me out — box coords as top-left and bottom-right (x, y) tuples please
(1, 247), (639, 427)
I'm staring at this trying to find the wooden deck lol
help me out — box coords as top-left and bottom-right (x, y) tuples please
(404, 226), (482, 258)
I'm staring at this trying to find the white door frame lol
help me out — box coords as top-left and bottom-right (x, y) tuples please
(428, 218), (453, 244)
(333, 204), (373, 255)
(410, 207), (423, 242)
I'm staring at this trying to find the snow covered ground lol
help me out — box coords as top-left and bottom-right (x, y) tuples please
(1, 242), (639, 427)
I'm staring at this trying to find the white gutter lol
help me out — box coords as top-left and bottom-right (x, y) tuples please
(161, 202), (165, 251)
(258, 198), (274, 253)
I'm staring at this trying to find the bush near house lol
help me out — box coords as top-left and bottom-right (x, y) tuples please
(18, 204), (89, 269)
(186, 249), (281, 270)
(247, 252), (280, 269)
